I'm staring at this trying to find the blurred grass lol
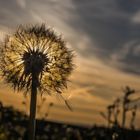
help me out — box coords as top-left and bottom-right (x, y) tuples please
(0, 101), (140, 140)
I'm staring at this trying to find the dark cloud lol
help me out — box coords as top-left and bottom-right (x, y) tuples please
(117, 0), (140, 13)
(69, 0), (140, 74)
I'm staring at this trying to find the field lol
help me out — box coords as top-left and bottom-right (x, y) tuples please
(0, 102), (140, 140)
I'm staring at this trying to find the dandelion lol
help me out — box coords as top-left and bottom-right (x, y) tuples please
(0, 24), (74, 140)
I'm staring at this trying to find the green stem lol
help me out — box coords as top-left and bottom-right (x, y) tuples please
(29, 74), (38, 140)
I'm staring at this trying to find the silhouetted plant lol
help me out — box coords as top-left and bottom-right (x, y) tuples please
(107, 104), (115, 128)
(45, 102), (54, 117)
(0, 24), (74, 140)
(113, 98), (120, 127)
(100, 98), (120, 129)
(100, 108), (114, 128)
(0, 102), (3, 123)
(122, 86), (135, 128)
(130, 105), (137, 130)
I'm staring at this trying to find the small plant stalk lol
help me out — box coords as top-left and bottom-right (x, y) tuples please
(107, 110), (111, 128)
(122, 104), (126, 128)
(29, 74), (38, 140)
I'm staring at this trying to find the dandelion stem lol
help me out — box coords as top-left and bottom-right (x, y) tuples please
(29, 73), (38, 140)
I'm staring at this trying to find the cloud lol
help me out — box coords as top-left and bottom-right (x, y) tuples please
(16, 0), (26, 9)
(110, 40), (140, 74)
(68, 0), (140, 74)
(132, 11), (140, 24)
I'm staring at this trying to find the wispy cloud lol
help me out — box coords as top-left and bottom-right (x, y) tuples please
(69, 0), (140, 74)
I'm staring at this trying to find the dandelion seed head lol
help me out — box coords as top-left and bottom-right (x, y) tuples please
(0, 24), (74, 94)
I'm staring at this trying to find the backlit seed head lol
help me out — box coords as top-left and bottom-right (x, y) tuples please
(0, 24), (74, 94)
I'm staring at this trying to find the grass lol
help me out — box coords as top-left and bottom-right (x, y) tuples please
(0, 101), (140, 140)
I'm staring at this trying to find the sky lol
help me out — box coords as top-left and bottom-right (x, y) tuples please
(0, 0), (140, 128)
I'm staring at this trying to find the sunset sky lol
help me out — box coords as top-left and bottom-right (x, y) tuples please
(0, 0), (140, 128)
